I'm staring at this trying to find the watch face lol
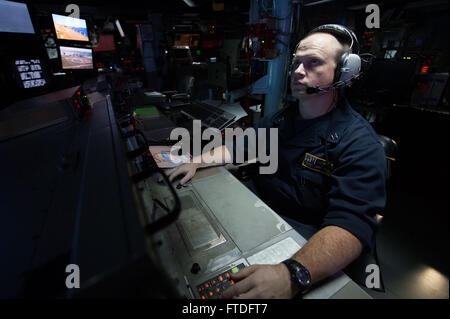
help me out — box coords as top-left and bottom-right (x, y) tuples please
(295, 268), (311, 287)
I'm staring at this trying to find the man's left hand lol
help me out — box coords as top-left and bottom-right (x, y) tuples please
(221, 264), (295, 299)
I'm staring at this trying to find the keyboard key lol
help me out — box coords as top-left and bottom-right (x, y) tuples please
(197, 263), (247, 298)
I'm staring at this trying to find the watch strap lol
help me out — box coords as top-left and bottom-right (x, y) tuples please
(282, 258), (311, 295)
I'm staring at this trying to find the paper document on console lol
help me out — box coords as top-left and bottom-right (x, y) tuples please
(149, 145), (192, 168)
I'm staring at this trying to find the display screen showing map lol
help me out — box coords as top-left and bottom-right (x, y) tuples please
(52, 13), (88, 41)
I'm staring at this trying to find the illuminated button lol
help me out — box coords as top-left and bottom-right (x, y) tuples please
(231, 267), (239, 274)
(208, 291), (213, 297)
(201, 295), (206, 300)
(210, 279), (217, 286)
(225, 273), (231, 279)
(218, 275), (224, 281)
(216, 287), (220, 293)
(205, 283), (210, 288)
(230, 280), (235, 285)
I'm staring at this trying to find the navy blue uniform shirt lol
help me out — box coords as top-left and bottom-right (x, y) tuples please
(236, 98), (387, 251)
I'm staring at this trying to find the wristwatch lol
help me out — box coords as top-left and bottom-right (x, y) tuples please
(282, 259), (312, 297)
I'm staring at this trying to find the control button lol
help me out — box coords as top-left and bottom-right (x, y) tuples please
(231, 267), (239, 274)
(218, 275), (224, 282)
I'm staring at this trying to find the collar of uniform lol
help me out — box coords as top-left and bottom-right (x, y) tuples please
(317, 98), (351, 145)
(283, 98), (350, 147)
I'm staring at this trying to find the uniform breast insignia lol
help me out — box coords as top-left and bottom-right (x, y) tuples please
(301, 153), (333, 176)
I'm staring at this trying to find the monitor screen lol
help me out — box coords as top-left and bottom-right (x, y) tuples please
(52, 13), (88, 41)
(14, 58), (47, 88)
(0, 0), (35, 34)
(93, 34), (115, 52)
(59, 46), (93, 69)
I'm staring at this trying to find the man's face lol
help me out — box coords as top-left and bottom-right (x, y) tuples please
(290, 33), (342, 98)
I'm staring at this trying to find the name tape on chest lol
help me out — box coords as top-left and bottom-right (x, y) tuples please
(301, 153), (333, 176)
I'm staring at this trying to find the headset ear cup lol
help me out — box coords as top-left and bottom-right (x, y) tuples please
(334, 51), (348, 83)
(339, 53), (361, 84)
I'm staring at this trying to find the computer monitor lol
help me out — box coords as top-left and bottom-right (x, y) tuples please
(52, 13), (89, 42)
(93, 34), (115, 52)
(59, 46), (93, 69)
(0, 0), (35, 34)
(13, 58), (47, 88)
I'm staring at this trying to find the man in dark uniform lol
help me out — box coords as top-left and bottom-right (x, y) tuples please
(166, 25), (386, 298)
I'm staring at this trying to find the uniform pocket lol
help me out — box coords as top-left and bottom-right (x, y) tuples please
(294, 167), (329, 212)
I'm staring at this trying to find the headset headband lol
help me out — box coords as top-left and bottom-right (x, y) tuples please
(305, 24), (360, 54)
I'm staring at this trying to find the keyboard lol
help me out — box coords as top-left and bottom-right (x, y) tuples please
(180, 102), (236, 130)
(196, 263), (245, 299)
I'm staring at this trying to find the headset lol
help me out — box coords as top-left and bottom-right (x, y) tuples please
(290, 24), (362, 94)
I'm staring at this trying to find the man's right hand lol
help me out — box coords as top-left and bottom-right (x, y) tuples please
(157, 145), (231, 185)
(163, 163), (200, 185)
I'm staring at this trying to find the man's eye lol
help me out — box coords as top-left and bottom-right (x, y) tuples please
(310, 59), (319, 65)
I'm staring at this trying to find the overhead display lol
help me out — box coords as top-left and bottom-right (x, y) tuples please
(0, 0), (35, 34)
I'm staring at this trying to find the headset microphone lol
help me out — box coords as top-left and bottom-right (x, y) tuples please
(304, 75), (359, 95)
(305, 82), (343, 95)
(306, 86), (321, 94)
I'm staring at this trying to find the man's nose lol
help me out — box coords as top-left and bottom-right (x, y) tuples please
(292, 63), (305, 77)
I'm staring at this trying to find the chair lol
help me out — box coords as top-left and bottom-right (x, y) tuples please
(343, 134), (398, 292)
